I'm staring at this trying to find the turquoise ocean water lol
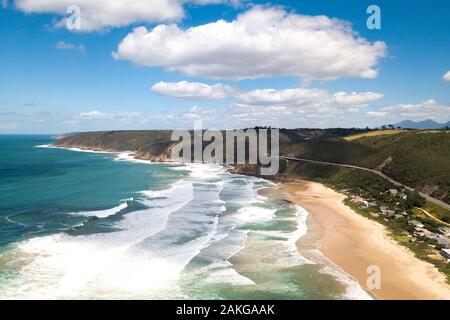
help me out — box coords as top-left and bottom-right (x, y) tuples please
(0, 135), (370, 299)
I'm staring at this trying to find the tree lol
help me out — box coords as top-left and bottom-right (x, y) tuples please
(406, 191), (426, 208)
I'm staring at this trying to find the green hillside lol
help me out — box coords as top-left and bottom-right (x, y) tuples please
(281, 130), (450, 203)
(352, 131), (450, 203)
(56, 130), (175, 161)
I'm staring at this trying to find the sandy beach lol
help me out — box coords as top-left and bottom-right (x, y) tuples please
(280, 180), (450, 300)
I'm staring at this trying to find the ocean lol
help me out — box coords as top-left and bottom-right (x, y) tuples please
(0, 135), (370, 299)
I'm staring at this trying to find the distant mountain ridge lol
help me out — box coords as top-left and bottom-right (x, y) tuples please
(394, 119), (450, 129)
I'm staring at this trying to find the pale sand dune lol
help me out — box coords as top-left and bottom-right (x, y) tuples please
(281, 181), (450, 300)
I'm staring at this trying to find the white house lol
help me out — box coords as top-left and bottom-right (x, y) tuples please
(389, 189), (399, 196)
(440, 249), (450, 262)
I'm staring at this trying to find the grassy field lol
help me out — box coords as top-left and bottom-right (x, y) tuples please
(344, 129), (405, 141)
(417, 130), (450, 135)
(423, 201), (450, 223)
(412, 208), (440, 229)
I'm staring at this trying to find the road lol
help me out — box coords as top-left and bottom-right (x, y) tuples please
(414, 207), (450, 227)
(278, 155), (450, 212)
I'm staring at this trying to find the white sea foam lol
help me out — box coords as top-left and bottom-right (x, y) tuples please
(319, 264), (373, 300)
(40, 145), (153, 165)
(74, 202), (129, 218)
(0, 157), (372, 300)
(170, 163), (225, 180)
(234, 206), (276, 224)
(0, 180), (195, 299)
(288, 205), (309, 255)
(282, 205), (372, 299)
(140, 190), (161, 198)
(36, 144), (108, 154)
(114, 152), (152, 164)
(201, 261), (255, 286)
(288, 206), (373, 300)
(189, 229), (255, 287)
(235, 204), (312, 271)
(5, 234), (190, 299)
(58, 146), (111, 154)
(254, 205), (311, 260)
(119, 180), (194, 239)
(115, 152), (134, 160)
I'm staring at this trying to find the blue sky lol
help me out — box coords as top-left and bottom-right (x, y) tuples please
(0, 0), (449, 133)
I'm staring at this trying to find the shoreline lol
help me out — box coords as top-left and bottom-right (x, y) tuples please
(279, 180), (450, 300)
(50, 143), (173, 163)
(47, 142), (450, 299)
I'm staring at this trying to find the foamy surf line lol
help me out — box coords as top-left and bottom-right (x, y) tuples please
(27, 145), (371, 299)
(35, 144), (110, 154)
(73, 201), (129, 218)
(293, 205), (372, 299)
(288, 203), (373, 300)
(36, 144), (154, 164)
(0, 180), (196, 299)
(255, 181), (372, 300)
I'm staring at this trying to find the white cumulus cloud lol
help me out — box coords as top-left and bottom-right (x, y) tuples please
(150, 81), (383, 109)
(56, 41), (85, 53)
(219, 88), (384, 128)
(372, 99), (450, 121)
(14, 0), (229, 31)
(235, 88), (383, 108)
(113, 6), (387, 80)
(181, 105), (215, 121)
(443, 70), (450, 82)
(151, 81), (236, 100)
(331, 92), (383, 106)
(79, 110), (107, 120)
(367, 111), (388, 117)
